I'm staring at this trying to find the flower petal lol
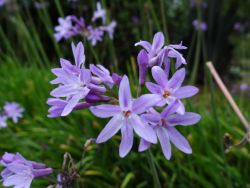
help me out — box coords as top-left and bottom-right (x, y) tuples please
(72, 42), (85, 67)
(135, 40), (152, 52)
(156, 127), (171, 160)
(61, 94), (83, 116)
(50, 85), (78, 98)
(174, 86), (199, 99)
(151, 66), (168, 88)
(161, 100), (179, 118)
(130, 115), (157, 144)
(96, 115), (123, 143)
(167, 112), (201, 126)
(166, 68), (185, 91)
(119, 121), (134, 157)
(119, 75), (132, 109)
(176, 100), (185, 115)
(146, 82), (162, 94)
(132, 94), (161, 114)
(90, 104), (120, 118)
(152, 32), (164, 52)
(138, 138), (151, 152)
(167, 126), (192, 154)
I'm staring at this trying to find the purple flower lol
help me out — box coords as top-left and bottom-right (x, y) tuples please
(135, 32), (187, 84)
(192, 19), (207, 31)
(0, 0), (6, 7)
(1, 153), (53, 188)
(0, 116), (7, 128)
(92, 2), (106, 24)
(234, 22), (244, 33)
(87, 26), (104, 46)
(135, 32), (165, 67)
(54, 16), (74, 42)
(90, 75), (159, 157)
(146, 66), (199, 114)
(139, 101), (201, 160)
(49, 41), (107, 117)
(3, 102), (24, 123)
(100, 21), (117, 39)
(240, 83), (248, 91)
(90, 64), (114, 88)
(47, 98), (91, 118)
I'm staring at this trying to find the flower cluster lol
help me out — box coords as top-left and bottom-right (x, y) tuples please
(192, 19), (207, 31)
(0, 102), (24, 128)
(54, 2), (117, 45)
(0, 152), (52, 187)
(47, 41), (121, 117)
(48, 32), (201, 160)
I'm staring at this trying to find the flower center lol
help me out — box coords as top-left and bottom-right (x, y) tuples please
(123, 110), (132, 118)
(162, 90), (171, 98)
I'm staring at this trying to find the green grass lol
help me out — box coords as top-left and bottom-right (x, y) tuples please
(0, 59), (249, 187)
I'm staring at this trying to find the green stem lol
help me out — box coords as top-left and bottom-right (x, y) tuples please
(146, 150), (161, 188)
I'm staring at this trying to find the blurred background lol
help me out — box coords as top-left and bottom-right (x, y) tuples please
(0, 0), (249, 187)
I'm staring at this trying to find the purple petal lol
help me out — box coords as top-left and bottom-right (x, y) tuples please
(141, 112), (161, 125)
(167, 126), (192, 154)
(152, 32), (164, 51)
(132, 94), (161, 114)
(61, 93), (85, 116)
(138, 138), (151, 152)
(174, 86), (199, 99)
(167, 112), (201, 126)
(156, 127), (171, 160)
(96, 115), (123, 143)
(72, 42), (85, 67)
(168, 42), (187, 50)
(130, 115), (157, 144)
(161, 100), (179, 118)
(90, 104), (120, 118)
(135, 40), (152, 52)
(137, 49), (149, 85)
(166, 68), (185, 90)
(151, 66), (168, 88)
(146, 82), (162, 94)
(176, 100), (185, 115)
(119, 121), (134, 157)
(50, 85), (78, 97)
(119, 75), (132, 109)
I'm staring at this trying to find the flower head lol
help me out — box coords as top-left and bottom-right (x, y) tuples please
(139, 101), (201, 159)
(3, 102), (24, 123)
(146, 66), (199, 114)
(92, 2), (106, 24)
(100, 20), (117, 39)
(1, 153), (53, 188)
(87, 26), (104, 46)
(54, 16), (74, 42)
(90, 76), (159, 157)
(192, 19), (207, 31)
(0, 116), (7, 128)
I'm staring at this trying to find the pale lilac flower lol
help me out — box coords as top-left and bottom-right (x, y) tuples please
(0, 116), (7, 128)
(146, 66), (199, 114)
(192, 19), (207, 31)
(92, 2), (106, 24)
(135, 32), (187, 84)
(1, 153), (53, 188)
(139, 101), (201, 160)
(47, 98), (91, 118)
(3, 102), (24, 123)
(34, 1), (49, 9)
(54, 16), (74, 42)
(49, 41), (106, 116)
(100, 21), (117, 39)
(135, 32), (165, 67)
(87, 26), (104, 46)
(0, 0), (6, 7)
(90, 76), (159, 157)
(240, 83), (248, 91)
(111, 73), (122, 85)
(56, 174), (62, 188)
(90, 64), (114, 88)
